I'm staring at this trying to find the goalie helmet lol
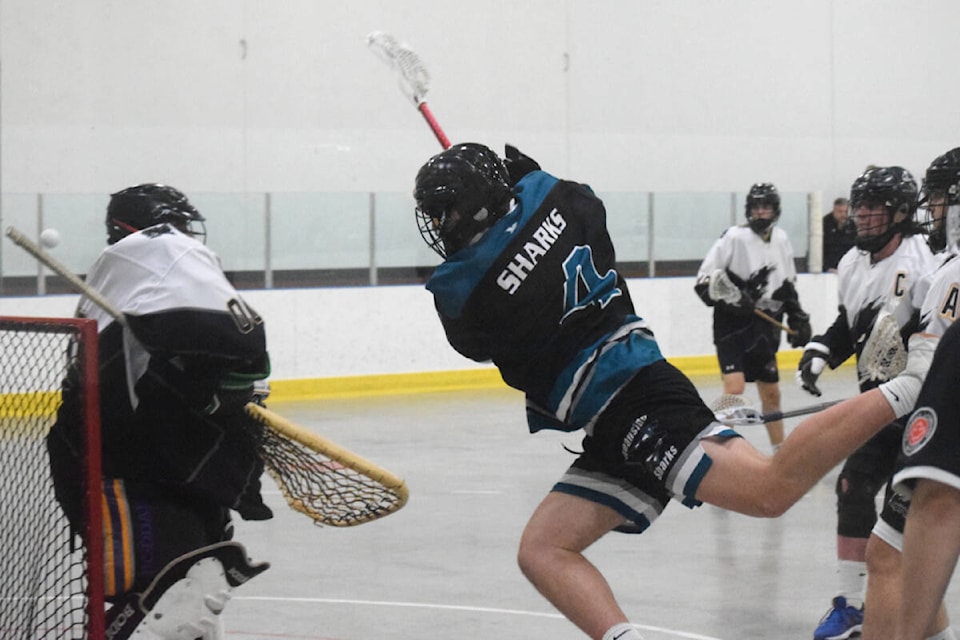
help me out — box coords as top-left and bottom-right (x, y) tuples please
(106, 183), (206, 245)
(744, 183), (781, 235)
(917, 147), (960, 252)
(849, 166), (918, 254)
(414, 143), (512, 258)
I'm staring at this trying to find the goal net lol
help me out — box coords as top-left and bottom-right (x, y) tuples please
(0, 317), (103, 639)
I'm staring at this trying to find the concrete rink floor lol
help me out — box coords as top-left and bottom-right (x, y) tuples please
(224, 365), (960, 640)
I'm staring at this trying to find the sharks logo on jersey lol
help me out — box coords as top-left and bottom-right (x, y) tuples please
(496, 208), (568, 294)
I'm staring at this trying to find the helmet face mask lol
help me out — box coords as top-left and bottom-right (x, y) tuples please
(106, 183), (206, 245)
(917, 147), (960, 252)
(744, 183), (781, 235)
(414, 143), (511, 258)
(849, 166), (918, 254)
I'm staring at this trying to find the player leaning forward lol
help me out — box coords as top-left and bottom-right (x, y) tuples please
(413, 143), (925, 640)
(47, 184), (272, 640)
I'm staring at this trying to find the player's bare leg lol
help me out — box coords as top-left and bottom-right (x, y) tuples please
(864, 525), (952, 639)
(756, 380), (784, 449)
(896, 481), (960, 640)
(518, 492), (632, 640)
(721, 371), (746, 396)
(863, 534), (900, 639)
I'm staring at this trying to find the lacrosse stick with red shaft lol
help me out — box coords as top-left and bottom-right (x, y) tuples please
(367, 30), (451, 150)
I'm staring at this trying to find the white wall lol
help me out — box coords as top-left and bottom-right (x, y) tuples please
(0, 273), (838, 382)
(1, 1), (958, 202)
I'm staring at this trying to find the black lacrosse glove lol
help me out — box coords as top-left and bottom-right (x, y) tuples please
(796, 343), (830, 397)
(787, 310), (812, 348)
(504, 144), (541, 187)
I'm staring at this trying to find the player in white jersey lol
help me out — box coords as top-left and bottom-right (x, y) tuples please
(47, 184), (272, 639)
(695, 183), (812, 451)
(797, 167), (938, 640)
(860, 148), (960, 640)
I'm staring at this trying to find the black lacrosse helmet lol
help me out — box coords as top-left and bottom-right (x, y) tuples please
(744, 183), (782, 235)
(918, 147), (960, 252)
(414, 143), (512, 258)
(106, 183), (206, 244)
(849, 166), (918, 254)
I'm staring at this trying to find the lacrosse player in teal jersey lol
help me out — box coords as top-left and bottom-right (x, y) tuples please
(414, 143), (919, 640)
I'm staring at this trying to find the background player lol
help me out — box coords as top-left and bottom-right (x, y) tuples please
(695, 183), (812, 451)
(823, 197), (856, 272)
(796, 166), (937, 640)
(47, 184), (272, 639)
(414, 142), (917, 640)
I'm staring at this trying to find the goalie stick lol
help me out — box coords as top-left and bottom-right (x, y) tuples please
(5, 225), (409, 527)
(710, 393), (843, 426)
(367, 30), (451, 149)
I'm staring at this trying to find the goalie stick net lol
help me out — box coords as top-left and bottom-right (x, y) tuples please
(6, 225), (410, 531)
(247, 403), (409, 527)
(0, 316), (104, 639)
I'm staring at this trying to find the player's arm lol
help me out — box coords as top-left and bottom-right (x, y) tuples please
(437, 306), (492, 363)
(694, 236), (731, 308)
(772, 279), (812, 347)
(796, 307), (854, 396)
(124, 247), (270, 414)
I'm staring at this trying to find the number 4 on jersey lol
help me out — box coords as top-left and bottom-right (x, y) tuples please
(561, 245), (621, 321)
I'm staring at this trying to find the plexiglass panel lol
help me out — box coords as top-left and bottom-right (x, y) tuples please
(1, 189), (816, 293)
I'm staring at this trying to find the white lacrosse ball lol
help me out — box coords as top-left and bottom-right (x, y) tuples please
(40, 228), (60, 248)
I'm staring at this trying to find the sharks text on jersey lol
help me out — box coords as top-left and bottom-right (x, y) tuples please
(496, 208), (568, 295)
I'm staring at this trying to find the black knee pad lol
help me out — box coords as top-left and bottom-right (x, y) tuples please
(836, 469), (884, 538)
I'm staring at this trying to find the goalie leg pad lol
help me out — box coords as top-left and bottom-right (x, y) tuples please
(113, 541), (269, 640)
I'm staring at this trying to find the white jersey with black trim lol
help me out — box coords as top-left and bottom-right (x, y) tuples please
(918, 252), (960, 339)
(78, 224), (265, 407)
(697, 225), (797, 300)
(79, 224), (240, 331)
(836, 235), (937, 331)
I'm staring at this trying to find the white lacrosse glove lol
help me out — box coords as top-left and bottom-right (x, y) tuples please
(796, 341), (830, 397)
(879, 333), (937, 419)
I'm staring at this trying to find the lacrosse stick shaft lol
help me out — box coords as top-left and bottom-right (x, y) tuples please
(418, 103), (450, 149)
(5, 226), (127, 325)
(761, 399), (842, 422)
(754, 308), (797, 336)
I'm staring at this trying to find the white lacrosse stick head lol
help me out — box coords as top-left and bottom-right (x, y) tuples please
(706, 269), (744, 305)
(367, 31), (431, 105)
(858, 309), (908, 382)
(709, 394), (762, 426)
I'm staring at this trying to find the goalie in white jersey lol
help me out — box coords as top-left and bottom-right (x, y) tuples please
(695, 183), (812, 451)
(796, 166), (938, 640)
(47, 184), (272, 640)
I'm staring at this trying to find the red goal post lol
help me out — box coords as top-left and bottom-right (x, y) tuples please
(0, 316), (104, 639)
